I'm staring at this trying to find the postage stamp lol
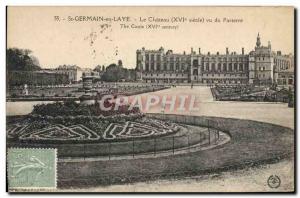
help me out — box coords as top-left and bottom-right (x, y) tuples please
(7, 148), (57, 190)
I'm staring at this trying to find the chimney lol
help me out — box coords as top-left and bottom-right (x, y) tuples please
(191, 47), (193, 54)
(226, 47), (229, 55)
(217, 51), (219, 55)
(208, 52), (210, 55)
(242, 48), (244, 55)
(199, 48), (201, 54)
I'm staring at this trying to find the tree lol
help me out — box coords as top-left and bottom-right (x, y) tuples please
(100, 63), (137, 82)
(6, 48), (41, 71)
(101, 63), (126, 82)
(93, 65), (102, 72)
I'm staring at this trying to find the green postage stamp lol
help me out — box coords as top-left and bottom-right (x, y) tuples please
(7, 148), (57, 190)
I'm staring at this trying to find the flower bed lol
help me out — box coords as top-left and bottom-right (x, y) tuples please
(7, 115), (180, 143)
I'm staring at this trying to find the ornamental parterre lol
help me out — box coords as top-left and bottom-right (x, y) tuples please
(7, 101), (181, 143)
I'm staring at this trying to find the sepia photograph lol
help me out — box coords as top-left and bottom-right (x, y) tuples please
(5, 6), (295, 193)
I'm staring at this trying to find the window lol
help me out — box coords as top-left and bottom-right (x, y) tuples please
(151, 54), (155, 61)
(151, 62), (154, 70)
(212, 63), (215, 71)
(156, 54), (160, 61)
(218, 63), (221, 71)
(170, 63), (174, 71)
(193, 59), (198, 67)
(176, 63), (179, 70)
(234, 63), (238, 71)
(239, 64), (243, 71)
(229, 63), (232, 71)
(157, 63), (161, 71)
(181, 63), (185, 70)
(223, 63), (227, 71)
(193, 69), (198, 75)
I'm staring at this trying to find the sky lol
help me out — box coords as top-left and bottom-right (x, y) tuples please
(7, 6), (294, 69)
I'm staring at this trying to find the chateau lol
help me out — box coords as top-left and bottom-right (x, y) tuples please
(136, 34), (294, 86)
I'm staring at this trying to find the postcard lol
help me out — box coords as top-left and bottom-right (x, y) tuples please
(6, 6), (295, 192)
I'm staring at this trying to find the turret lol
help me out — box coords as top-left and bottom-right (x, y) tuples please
(268, 41), (271, 49)
(256, 32), (261, 47)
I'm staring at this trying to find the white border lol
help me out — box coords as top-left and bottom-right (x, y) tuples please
(1, 0), (299, 197)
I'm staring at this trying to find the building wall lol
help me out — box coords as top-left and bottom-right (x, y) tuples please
(137, 47), (191, 83)
(277, 71), (294, 86)
(137, 34), (294, 85)
(274, 53), (294, 71)
(55, 65), (83, 83)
